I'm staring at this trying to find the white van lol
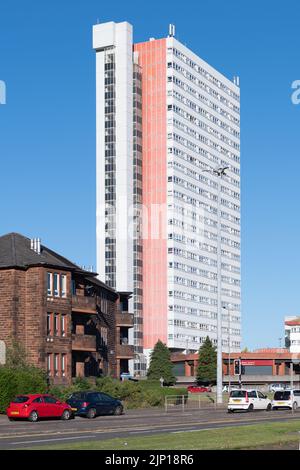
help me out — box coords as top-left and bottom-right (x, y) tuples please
(272, 389), (300, 410)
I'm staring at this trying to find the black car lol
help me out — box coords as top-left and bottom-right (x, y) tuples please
(66, 391), (123, 419)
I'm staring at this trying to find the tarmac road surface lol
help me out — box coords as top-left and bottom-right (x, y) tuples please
(0, 407), (300, 449)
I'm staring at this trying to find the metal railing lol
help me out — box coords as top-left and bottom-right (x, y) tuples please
(164, 394), (219, 413)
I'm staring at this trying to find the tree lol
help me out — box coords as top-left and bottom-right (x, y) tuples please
(6, 339), (28, 369)
(147, 340), (176, 385)
(0, 340), (47, 413)
(196, 336), (217, 385)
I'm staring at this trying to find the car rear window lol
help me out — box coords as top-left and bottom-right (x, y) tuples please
(274, 391), (291, 400)
(230, 390), (247, 398)
(70, 393), (85, 400)
(12, 396), (30, 403)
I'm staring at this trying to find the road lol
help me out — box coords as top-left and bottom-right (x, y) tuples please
(1, 407), (300, 449)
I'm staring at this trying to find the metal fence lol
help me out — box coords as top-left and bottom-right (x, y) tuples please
(164, 394), (219, 412)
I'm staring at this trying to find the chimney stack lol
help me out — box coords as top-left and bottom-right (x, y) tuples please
(30, 237), (41, 255)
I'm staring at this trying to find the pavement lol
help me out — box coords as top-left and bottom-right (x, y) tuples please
(1, 406), (300, 449)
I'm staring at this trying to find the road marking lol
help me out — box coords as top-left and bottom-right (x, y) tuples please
(172, 429), (203, 433)
(1, 414), (300, 442)
(9, 435), (98, 445)
(129, 431), (154, 434)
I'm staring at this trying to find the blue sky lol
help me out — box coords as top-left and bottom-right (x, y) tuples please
(1, 0), (299, 350)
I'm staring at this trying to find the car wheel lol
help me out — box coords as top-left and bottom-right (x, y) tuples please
(61, 409), (71, 420)
(293, 402), (298, 411)
(227, 409), (234, 413)
(8, 418), (15, 421)
(248, 404), (254, 412)
(87, 408), (97, 419)
(266, 403), (272, 411)
(114, 406), (123, 416)
(29, 411), (39, 422)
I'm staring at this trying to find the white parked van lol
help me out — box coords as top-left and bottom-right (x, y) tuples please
(272, 389), (300, 410)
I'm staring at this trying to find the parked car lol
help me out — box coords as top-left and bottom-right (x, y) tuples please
(6, 394), (73, 422)
(272, 389), (300, 410)
(120, 372), (138, 382)
(223, 385), (240, 393)
(187, 385), (211, 393)
(269, 383), (286, 393)
(66, 391), (123, 418)
(228, 389), (272, 412)
(120, 372), (133, 381)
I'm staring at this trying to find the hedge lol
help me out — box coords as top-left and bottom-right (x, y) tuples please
(0, 366), (47, 413)
(0, 370), (188, 413)
(49, 377), (188, 410)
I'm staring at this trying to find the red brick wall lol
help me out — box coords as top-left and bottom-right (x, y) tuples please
(0, 266), (123, 383)
(0, 269), (21, 350)
(0, 267), (73, 384)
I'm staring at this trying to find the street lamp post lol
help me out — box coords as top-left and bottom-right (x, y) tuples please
(290, 359), (300, 413)
(203, 165), (229, 405)
(223, 306), (231, 393)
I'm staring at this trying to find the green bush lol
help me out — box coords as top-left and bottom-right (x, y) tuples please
(142, 391), (163, 407)
(48, 377), (94, 402)
(0, 366), (47, 413)
(94, 377), (187, 409)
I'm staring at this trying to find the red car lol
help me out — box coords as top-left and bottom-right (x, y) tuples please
(7, 394), (73, 422)
(187, 385), (212, 393)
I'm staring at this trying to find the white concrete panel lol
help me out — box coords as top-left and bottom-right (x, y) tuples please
(95, 50), (106, 282)
(115, 22), (133, 292)
(93, 22), (116, 49)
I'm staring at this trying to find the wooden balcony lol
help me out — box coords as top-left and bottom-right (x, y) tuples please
(116, 312), (134, 327)
(72, 334), (96, 352)
(116, 344), (135, 359)
(72, 295), (96, 314)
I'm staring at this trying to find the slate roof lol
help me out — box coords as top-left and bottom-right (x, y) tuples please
(0, 233), (83, 270)
(0, 233), (123, 295)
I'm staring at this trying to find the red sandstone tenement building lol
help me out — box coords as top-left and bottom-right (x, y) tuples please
(0, 233), (134, 384)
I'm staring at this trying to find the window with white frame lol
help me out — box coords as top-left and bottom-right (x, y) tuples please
(60, 275), (67, 298)
(61, 315), (66, 337)
(61, 354), (66, 377)
(47, 272), (67, 298)
(47, 353), (52, 376)
(54, 314), (59, 336)
(53, 273), (59, 297)
(47, 313), (52, 336)
(54, 354), (59, 377)
(47, 272), (53, 297)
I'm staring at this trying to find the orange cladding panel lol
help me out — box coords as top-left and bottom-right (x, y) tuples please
(134, 39), (167, 349)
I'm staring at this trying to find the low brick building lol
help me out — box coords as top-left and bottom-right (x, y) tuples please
(171, 348), (300, 386)
(0, 233), (134, 384)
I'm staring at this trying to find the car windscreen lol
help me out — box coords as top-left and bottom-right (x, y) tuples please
(12, 396), (30, 403)
(230, 390), (247, 398)
(274, 391), (291, 400)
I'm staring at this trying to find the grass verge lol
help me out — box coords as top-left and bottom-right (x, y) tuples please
(26, 420), (300, 450)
